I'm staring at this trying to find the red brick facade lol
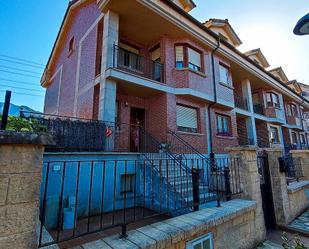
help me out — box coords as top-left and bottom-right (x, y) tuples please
(43, 0), (309, 154)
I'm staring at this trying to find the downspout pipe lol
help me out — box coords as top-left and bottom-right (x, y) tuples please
(208, 37), (221, 155)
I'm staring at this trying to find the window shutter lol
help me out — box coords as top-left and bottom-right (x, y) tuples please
(177, 105), (197, 129)
(175, 46), (184, 62)
(188, 48), (201, 67)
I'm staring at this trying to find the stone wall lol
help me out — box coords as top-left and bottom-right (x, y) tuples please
(0, 132), (52, 249)
(78, 200), (261, 249)
(287, 181), (309, 222)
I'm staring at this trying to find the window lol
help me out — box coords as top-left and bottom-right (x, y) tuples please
(269, 126), (279, 144)
(266, 92), (280, 108)
(119, 42), (140, 70)
(216, 114), (231, 136)
(188, 47), (201, 71)
(175, 45), (202, 72)
(290, 104), (298, 117)
(69, 37), (75, 54)
(186, 233), (213, 249)
(300, 134), (306, 145)
(300, 107), (304, 119)
(151, 46), (162, 81)
(121, 174), (135, 194)
(175, 46), (184, 68)
(219, 63), (230, 85)
(177, 105), (198, 133)
(291, 132), (298, 145)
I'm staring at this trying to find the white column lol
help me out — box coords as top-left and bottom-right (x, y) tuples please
(99, 10), (119, 122)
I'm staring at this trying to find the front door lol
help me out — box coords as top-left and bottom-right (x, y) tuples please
(130, 107), (145, 152)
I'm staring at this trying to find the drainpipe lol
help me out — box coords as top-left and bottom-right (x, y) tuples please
(207, 37), (221, 156)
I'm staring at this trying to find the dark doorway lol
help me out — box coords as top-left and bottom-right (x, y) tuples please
(92, 84), (100, 120)
(257, 151), (276, 229)
(130, 107), (145, 152)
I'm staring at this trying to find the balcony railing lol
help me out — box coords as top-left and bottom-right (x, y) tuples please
(113, 45), (164, 83)
(234, 95), (249, 111)
(253, 103), (265, 115)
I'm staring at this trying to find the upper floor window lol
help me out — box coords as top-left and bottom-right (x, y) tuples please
(269, 126), (279, 144)
(287, 103), (298, 117)
(291, 131), (298, 145)
(177, 104), (198, 133)
(188, 47), (201, 72)
(266, 92), (280, 108)
(216, 114), (231, 136)
(68, 37), (75, 55)
(219, 63), (230, 85)
(175, 45), (202, 72)
(300, 107), (304, 119)
(300, 134), (306, 145)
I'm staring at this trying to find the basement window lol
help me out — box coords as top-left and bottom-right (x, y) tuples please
(186, 233), (213, 249)
(121, 174), (135, 194)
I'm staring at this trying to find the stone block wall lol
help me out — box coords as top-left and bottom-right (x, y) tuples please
(78, 200), (261, 249)
(287, 181), (309, 222)
(0, 132), (52, 249)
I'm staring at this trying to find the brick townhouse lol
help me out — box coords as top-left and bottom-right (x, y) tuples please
(40, 0), (309, 154)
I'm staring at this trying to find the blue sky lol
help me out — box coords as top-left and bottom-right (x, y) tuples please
(0, 0), (308, 111)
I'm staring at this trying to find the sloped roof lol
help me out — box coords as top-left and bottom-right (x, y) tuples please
(204, 18), (242, 47)
(268, 67), (289, 83)
(244, 48), (270, 68)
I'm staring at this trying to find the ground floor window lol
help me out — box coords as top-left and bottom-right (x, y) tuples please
(216, 114), (231, 136)
(176, 104), (198, 133)
(269, 126), (280, 144)
(121, 174), (136, 194)
(186, 233), (213, 249)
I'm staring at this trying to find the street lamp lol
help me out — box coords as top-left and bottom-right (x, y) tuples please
(294, 13), (309, 35)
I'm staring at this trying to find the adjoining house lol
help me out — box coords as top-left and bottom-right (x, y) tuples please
(36, 0), (309, 248)
(40, 0), (309, 155)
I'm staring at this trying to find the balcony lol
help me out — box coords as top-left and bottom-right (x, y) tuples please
(113, 45), (164, 83)
(253, 103), (265, 115)
(234, 95), (249, 111)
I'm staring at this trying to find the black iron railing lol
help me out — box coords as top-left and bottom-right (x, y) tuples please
(234, 95), (249, 111)
(281, 155), (303, 183)
(167, 130), (208, 160)
(253, 103), (265, 115)
(113, 45), (164, 83)
(38, 157), (242, 247)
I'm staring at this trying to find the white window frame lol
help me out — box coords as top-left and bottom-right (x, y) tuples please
(219, 63), (230, 85)
(186, 233), (213, 249)
(269, 125), (280, 144)
(176, 104), (198, 133)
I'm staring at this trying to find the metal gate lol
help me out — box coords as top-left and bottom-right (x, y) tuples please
(257, 151), (276, 229)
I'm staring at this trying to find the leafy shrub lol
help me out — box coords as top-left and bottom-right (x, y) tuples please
(0, 116), (48, 132)
(282, 232), (308, 249)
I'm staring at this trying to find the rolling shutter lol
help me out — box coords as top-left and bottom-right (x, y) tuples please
(177, 105), (197, 129)
(175, 46), (184, 62)
(188, 47), (201, 67)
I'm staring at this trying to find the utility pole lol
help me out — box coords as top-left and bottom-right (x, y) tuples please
(1, 90), (12, 130)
